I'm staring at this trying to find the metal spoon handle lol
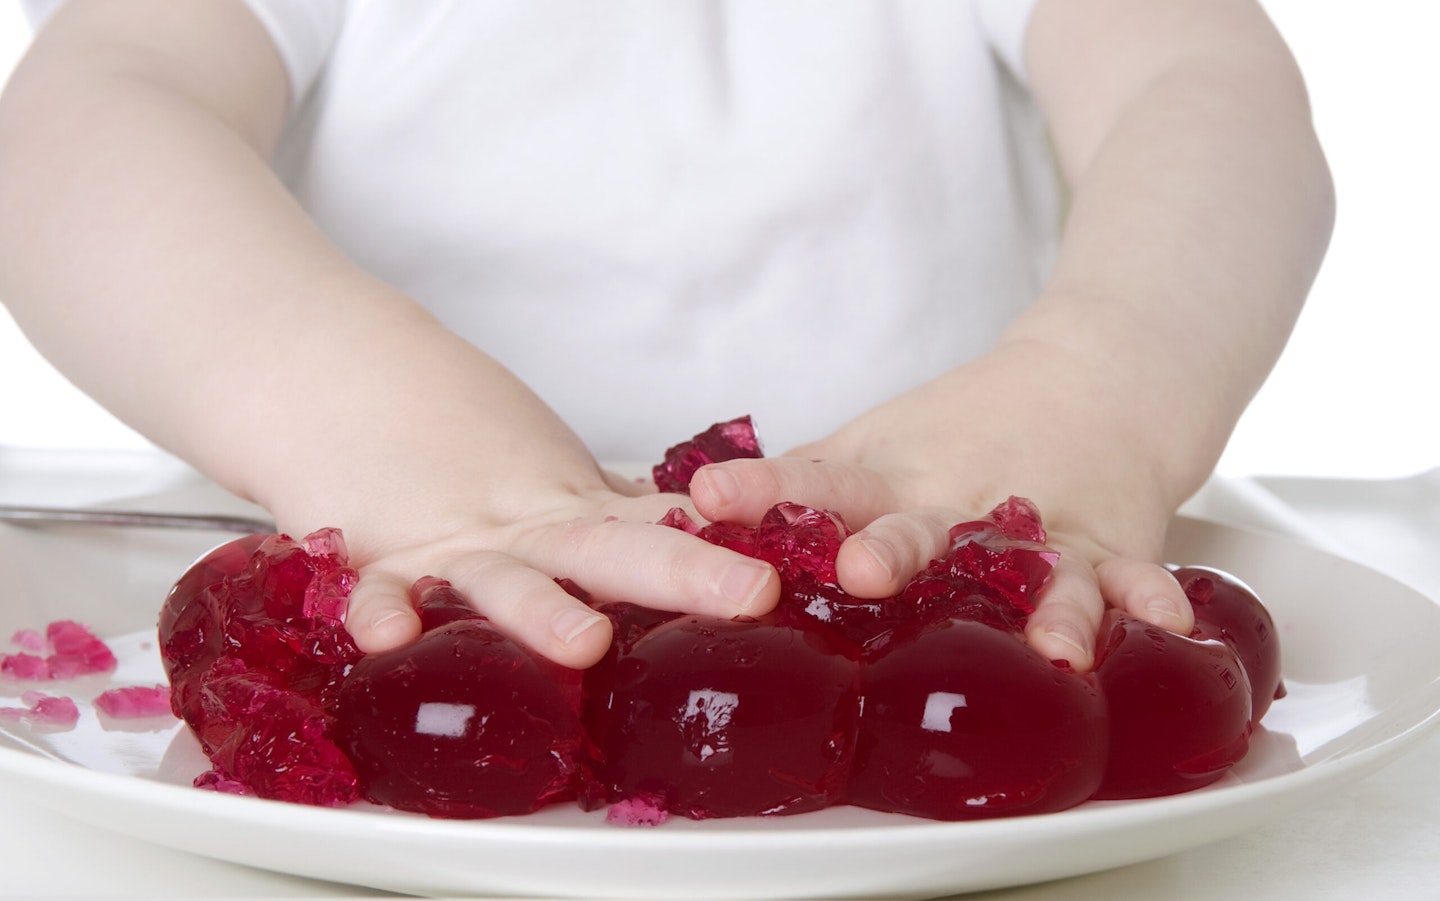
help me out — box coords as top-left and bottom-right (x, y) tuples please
(0, 504), (275, 534)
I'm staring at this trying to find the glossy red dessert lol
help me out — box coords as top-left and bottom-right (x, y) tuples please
(1091, 611), (1254, 799)
(850, 617), (1107, 819)
(583, 614), (859, 818)
(158, 418), (1283, 822)
(337, 613), (582, 818)
(1171, 565), (1286, 723)
(158, 530), (362, 806)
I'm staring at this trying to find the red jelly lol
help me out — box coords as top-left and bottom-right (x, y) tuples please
(850, 618), (1107, 819)
(652, 415), (763, 494)
(157, 418), (1283, 824)
(336, 618), (583, 818)
(1091, 611), (1253, 799)
(584, 615), (859, 818)
(196, 659), (360, 806)
(1173, 565), (1286, 723)
(159, 531), (361, 806)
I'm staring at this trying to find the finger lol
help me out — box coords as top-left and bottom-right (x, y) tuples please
(1023, 554), (1104, 672)
(510, 516), (779, 619)
(835, 508), (958, 598)
(436, 551), (614, 669)
(344, 569), (423, 654)
(690, 457), (897, 526)
(1095, 557), (1195, 635)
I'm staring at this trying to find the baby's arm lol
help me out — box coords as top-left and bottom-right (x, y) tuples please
(0, 0), (777, 666)
(691, 0), (1335, 670)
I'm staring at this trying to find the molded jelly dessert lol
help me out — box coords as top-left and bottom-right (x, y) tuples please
(1171, 565), (1286, 723)
(158, 417), (1283, 822)
(583, 614), (859, 818)
(337, 615), (582, 818)
(851, 617), (1107, 819)
(1091, 611), (1253, 799)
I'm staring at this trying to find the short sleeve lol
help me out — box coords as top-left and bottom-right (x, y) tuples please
(18, 0), (345, 106)
(241, 0), (347, 104)
(973, 0), (1040, 84)
(19, 1), (63, 28)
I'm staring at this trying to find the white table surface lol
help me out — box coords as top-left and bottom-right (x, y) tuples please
(1, 448), (1436, 900)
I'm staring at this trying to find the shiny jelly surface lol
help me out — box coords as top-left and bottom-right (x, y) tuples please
(1173, 565), (1286, 723)
(583, 615), (859, 819)
(851, 617), (1107, 819)
(157, 418), (1282, 822)
(1091, 611), (1253, 799)
(337, 617), (583, 818)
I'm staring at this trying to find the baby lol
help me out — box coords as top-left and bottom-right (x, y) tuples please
(0, 0), (1333, 671)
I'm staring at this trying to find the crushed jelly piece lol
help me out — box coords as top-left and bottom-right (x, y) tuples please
(987, 496), (1047, 543)
(0, 620), (117, 682)
(652, 416), (763, 494)
(656, 507), (701, 534)
(930, 521), (1058, 615)
(11, 629), (45, 654)
(95, 684), (175, 719)
(44, 620), (119, 678)
(159, 531), (362, 807)
(0, 652), (49, 681)
(198, 661), (360, 807)
(606, 793), (671, 827)
(753, 503), (849, 585)
(194, 769), (250, 795)
(302, 565), (358, 622)
(0, 691), (80, 730)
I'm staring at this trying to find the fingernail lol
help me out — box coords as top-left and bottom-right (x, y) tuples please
(1045, 622), (1091, 663)
(1146, 596), (1182, 624)
(552, 607), (607, 647)
(856, 534), (896, 583)
(697, 467), (740, 504)
(719, 560), (772, 613)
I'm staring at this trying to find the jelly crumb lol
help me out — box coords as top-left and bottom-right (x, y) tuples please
(95, 684), (175, 719)
(606, 794), (670, 827)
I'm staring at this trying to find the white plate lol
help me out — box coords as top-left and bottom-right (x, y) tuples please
(1, 515), (1438, 900)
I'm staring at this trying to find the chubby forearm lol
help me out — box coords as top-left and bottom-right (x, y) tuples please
(0, 2), (590, 527)
(1011, 0), (1334, 507)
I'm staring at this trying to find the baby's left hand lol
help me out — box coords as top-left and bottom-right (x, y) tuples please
(688, 455), (1193, 672)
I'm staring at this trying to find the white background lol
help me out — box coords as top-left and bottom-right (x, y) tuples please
(0, 2), (1436, 479)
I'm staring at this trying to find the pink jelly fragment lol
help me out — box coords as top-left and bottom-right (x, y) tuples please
(11, 629), (44, 654)
(606, 794), (671, 827)
(95, 684), (175, 719)
(652, 415), (763, 494)
(988, 496), (1048, 543)
(0, 620), (117, 681)
(0, 653), (49, 681)
(0, 691), (80, 729)
(194, 769), (250, 795)
(44, 620), (118, 678)
(302, 565), (358, 622)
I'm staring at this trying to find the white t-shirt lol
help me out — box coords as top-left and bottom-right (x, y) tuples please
(29, 0), (1059, 461)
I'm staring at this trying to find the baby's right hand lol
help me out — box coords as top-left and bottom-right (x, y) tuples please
(324, 471), (780, 669)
